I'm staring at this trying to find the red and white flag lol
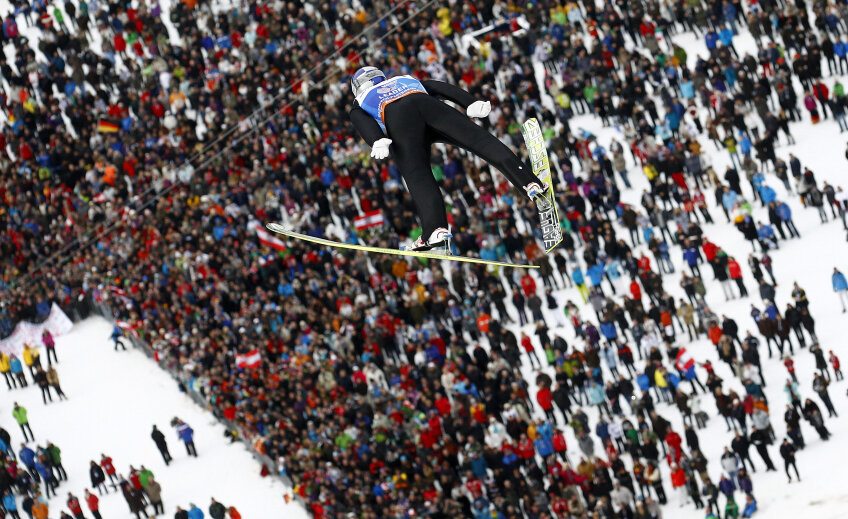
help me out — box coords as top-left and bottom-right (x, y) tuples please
(115, 320), (140, 338)
(255, 226), (287, 252)
(675, 348), (696, 374)
(236, 348), (262, 369)
(354, 210), (384, 231)
(92, 193), (107, 203)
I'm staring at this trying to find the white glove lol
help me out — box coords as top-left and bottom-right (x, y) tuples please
(466, 100), (491, 119)
(370, 138), (392, 160)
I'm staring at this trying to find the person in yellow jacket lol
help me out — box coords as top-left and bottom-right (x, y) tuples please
(0, 352), (12, 389)
(22, 344), (41, 377)
(654, 366), (672, 403)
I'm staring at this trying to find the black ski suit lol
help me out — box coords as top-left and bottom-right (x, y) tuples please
(350, 79), (539, 237)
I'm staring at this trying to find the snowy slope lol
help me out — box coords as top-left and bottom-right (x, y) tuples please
(508, 32), (848, 519)
(0, 317), (307, 518)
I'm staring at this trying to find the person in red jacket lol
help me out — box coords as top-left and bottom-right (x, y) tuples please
(85, 489), (102, 519)
(552, 429), (568, 461)
(829, 350), (843, 381)
(630, 279), (642, 301)
(129, 466), (142, 490)
(727, 257), (749, 297)
(100, 454), (118, 485)
(521, 272), (537, 297)
(521, 332), (542, 369)
(670, 463), (688, 505)
(784, 356), (798, 382)
(665, 430), (683, 461)
(537, 385), (556, 424)
(516, 434), (535, 465)
(637, 254), (652, 274)
(67, 492), (84, 519)
(702, 239), (718, 262)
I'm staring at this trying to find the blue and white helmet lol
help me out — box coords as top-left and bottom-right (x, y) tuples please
(351, 66), (386, 97)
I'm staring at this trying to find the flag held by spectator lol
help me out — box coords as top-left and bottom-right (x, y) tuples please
(116, 320), (140, 339)
(97, 120), (119, 133)
(354, 210), (384, 231)
(255, 226), (287, 252)
(236, 349), (262, 369)
(675, 348), (697, 379)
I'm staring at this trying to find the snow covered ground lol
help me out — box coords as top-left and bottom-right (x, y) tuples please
(0, 317), (307, 518)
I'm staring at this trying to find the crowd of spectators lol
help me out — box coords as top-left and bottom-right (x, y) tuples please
(2, 0), (848, 518)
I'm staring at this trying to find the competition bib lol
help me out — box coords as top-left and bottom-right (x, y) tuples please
(356, 75), (428, 130)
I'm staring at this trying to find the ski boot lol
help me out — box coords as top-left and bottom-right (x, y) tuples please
(403, 227), (453, 255)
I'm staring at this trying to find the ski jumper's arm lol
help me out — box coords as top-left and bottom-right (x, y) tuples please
(349, 104), (385, 147)
(421, 80), (477, 109)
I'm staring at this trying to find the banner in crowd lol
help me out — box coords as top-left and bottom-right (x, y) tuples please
(236, 348), (262, 369)
(354, 210), (385, 231)
(675, 347), (697, 380)
(0, 303), (74, 356)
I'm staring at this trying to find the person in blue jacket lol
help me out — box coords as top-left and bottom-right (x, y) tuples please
(722, 187), (739, 214)
(111, 325), (127, 351)
(756, 222), (778, 251)
(3, 489), (21, 519)
(759, 184), (777, 205)
(9, 355), (26, 387)
(683, 245), (702, 277)
(832, 267), (848, 312)
(776, 202), (800, 237)
(665, 108), (681, 137)
(534, 433), (554, 460)
(19, 443), (36, 470)
(600, 320), (618, 345)
(718, 24), (738, 57)
(705, 29), (719, 51)
(739, 132), (752, 158)
(188, 503), (205, 519)
(587, 263), (606, 290)
(742, 494), (758, 517)
(35, 460), (57, 497)
(175, 419), (197, 457)
(836, 35), (848, 74)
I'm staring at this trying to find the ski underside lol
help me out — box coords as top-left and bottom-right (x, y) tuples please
(520, 118), (563, 253)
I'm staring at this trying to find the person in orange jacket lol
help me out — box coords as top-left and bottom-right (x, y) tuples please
(31, 498), (48, 519)
(227, 506), (242, 519)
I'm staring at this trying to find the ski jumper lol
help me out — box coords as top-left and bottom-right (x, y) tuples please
(349, 76), (539, 237)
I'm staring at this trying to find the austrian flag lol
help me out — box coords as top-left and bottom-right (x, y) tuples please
(254, 226), (287, 252)
(236, 349), (262, 369)
(354, 210), (385, 231)
(675, 348), (697, 379)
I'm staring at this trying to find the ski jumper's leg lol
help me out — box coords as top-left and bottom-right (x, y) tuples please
(384, 98), (449, 236)
(419, 96), (539, 189)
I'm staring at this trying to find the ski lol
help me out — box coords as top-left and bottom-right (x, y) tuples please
(265, 223), (538, 269)
(521, 118), (563, 253)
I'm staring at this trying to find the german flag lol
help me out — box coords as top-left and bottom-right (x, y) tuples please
(97, 120), (119, 133)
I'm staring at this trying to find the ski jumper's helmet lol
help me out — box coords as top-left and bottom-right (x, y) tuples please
(351, 66), (386, 97)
